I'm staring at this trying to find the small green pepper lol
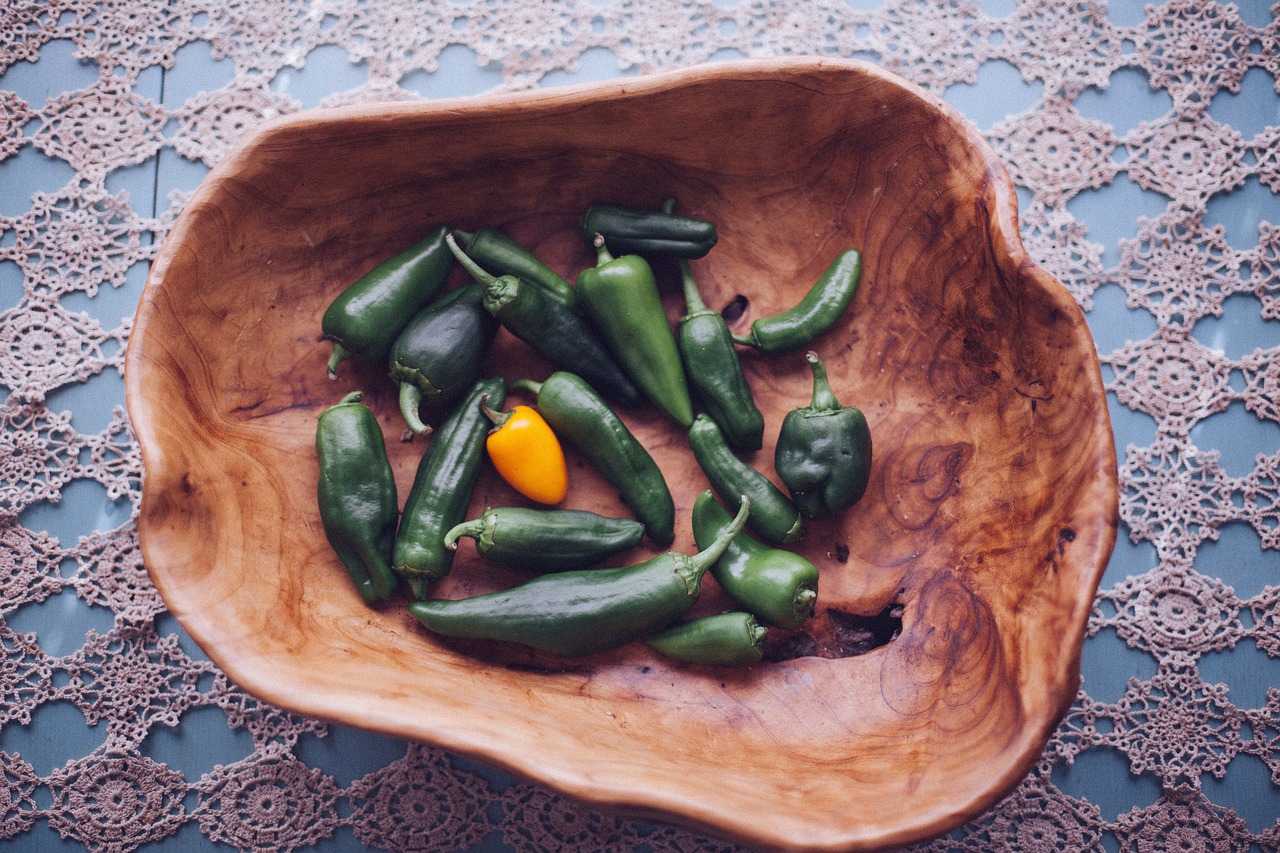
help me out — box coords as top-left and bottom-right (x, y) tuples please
(580, 200), (718, 259)
(646, 612), (767, 666)
(388, 284), (498, 435)
(511, 372), (675, 547)
(576, 234), (693, 427)
(688, 414), (802, 546)
(444, 507), (644, 572)
(775, 351), (873, 520)
(691, 489), (817, 629)
(451, 227), (576, 309)
(733, 249), (862, 352)
(676, 257), (764, 452)
(394, 377), (505, 598)
(322, 225), (453, 378)
(408, 498), (750, 657)
(315, 391), (400, 604)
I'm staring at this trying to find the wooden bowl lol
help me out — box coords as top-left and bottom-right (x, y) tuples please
(125, 58), (1118, 851)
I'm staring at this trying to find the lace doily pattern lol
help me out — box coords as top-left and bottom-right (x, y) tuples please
(2, 1), (1278, 850)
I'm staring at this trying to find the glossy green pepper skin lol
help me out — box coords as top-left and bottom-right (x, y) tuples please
(646, 611), (767, 666)
(315, 392), (400, 604)
(512, 372), (675, 547)
(408, 499), (750, 658)
(688, 414), (802, 546)
(775, 351), (873, 520)
(322, 225), (453, 378)
(734, 249), (862, 352)
(580, 200), (717, 259)
(691, 489), (817, 629)
(394, 377), (506, 598)
(576, 236), (694, 427)
(388, 284), (498, 435)
(451, 227), (576, 309)
(444, 507), (644, 572)
(676, 258), (764, 452)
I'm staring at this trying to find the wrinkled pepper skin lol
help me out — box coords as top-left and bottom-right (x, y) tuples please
(688, 414), (802, 546)
(580, 201), (718, 259)
(481, 398), (568, 505)
(576, 237), (694, 427)
(734, 249), (862, 352)
(512, 372), (675, 546)
(775, 351), (872, 520)
(444, 507), (644, 572)
(389, 284), (498, 435)
(394, 377), (506, 598)
(676, 258), (764, 452)
(646, 611), (767, 666)
(322, 225), (453, 378)
(408, 499), (750, 657)
(315, 391), (400, 604)
(691, 489), (818, 629)
(451, 227), (576, 309)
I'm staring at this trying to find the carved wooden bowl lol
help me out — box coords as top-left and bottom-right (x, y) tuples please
(125, 58), (1118, 851)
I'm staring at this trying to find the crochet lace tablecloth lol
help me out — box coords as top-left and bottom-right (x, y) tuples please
(2, 1), (1278, 851)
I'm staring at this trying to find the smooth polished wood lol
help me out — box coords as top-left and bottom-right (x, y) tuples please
(125, 58), (1118, 852)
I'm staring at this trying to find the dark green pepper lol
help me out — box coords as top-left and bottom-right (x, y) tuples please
(451, 227), (576, 309)
(444, 507), (644, 572)
(676, 257), (765, 452)
(646, 611), (767, 666)
(315, 391), (400, 604)
(688, 414), (802, 546)
(388, 284), (498, 435)
(580, 200), (717, 259)
(775, 351), (872, 520)
(733, 248), (862, 352)
(576, 235), (693, 426)
(393, 377), (505, 598)
(511, 372), (675, 547)
(408, 498), (750, 657)
(691, 489), (817, 629)
(322, 225), (452, 378)
(445, 234), (643, 409)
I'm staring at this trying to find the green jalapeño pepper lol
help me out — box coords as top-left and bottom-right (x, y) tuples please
(511, 372), (675, 547)
(576, 235), (694, 427)
(733, 248), (862, 352)
(580, 199), (717, 259)
(394, 377), (505, 598)
(691, 489), (818, 629)
(775, 351), (873, 520)
(315, 391), (400, 604)
(445, 234), (643, 409)
(408, 498), (750, 657)
(389, 284), (498, 436)
(322, 225), (452, 378)
(444, 507), (644, 572)
(676, 258), (765, 452)
(688, 414), (802, 546)
(451, 227), (576, 309)
(646, 612), (767, 667)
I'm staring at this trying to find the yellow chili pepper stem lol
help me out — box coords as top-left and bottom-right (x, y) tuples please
(480, 395), (568, 506)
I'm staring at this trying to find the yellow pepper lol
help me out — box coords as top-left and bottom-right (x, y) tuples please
(481, 396), (568, 505)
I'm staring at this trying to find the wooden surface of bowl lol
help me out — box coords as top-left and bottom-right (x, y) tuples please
(124, 58), (1118, 851)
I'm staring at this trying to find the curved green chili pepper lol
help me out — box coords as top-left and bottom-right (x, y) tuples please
(444, 507), (644, 572)
(511, 372), (675, 547)
(408, 498), (750, 657)
(445, 234), (643, 409)
(315, 391), (400, 604)
(688, 414), (802, 546)
(394, 377), (505, 598)
(451, 227), (576, 309)
(388, 284), (498, 436)
(580, 200), (718, 259)
(775, 351), (873, 520)
(646, 611), (767, 666)
(321, 225), (453, 378)
(691, 489), (817, 629)
(733, 248), (862, 352)
(676, 258), (765, 452)
(576, 234), (693, 426)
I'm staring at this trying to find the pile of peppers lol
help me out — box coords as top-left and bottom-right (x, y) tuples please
(314, 199), (872, 666)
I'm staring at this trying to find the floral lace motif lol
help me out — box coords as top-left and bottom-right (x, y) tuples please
(1, 1), (1277, 850)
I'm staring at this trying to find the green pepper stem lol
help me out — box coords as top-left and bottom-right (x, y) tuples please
(336, 390), (363, 406)
(398, 382), (431, 436)
(806, 351), (840, 412)
(676, 496), (751, 592)
(508, 378), (543, 398)
(662, 197), (677, 215)
(451, 228), (477, 248)
(443, 518), (485, 551)
(326, 342), (352, 379)
(479, 393), (511, 429)
(730, 328), (758, 348)
(678, 258), (708, 314)
(446, 232), (498, 285)
(592, 233), (614, 265)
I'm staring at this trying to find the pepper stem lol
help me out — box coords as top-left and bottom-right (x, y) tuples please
(326, 342), (352, 379)
(678, 258), (708, 314)
(451, 228), (477, 248)
(806, 351), (841, 412)
(479, 393), (511, 429)
(446, 232), (498, 285)
(676, 496), (751, 593)
(443, 517), (488, 551)
(398, 382), (431, 436)
(336, 390), (363, 406)
(592, 232), (614, 265)
(508, 378), (543, 398)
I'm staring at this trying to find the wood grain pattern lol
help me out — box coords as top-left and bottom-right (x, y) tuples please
(124, 58), (1118, 852)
